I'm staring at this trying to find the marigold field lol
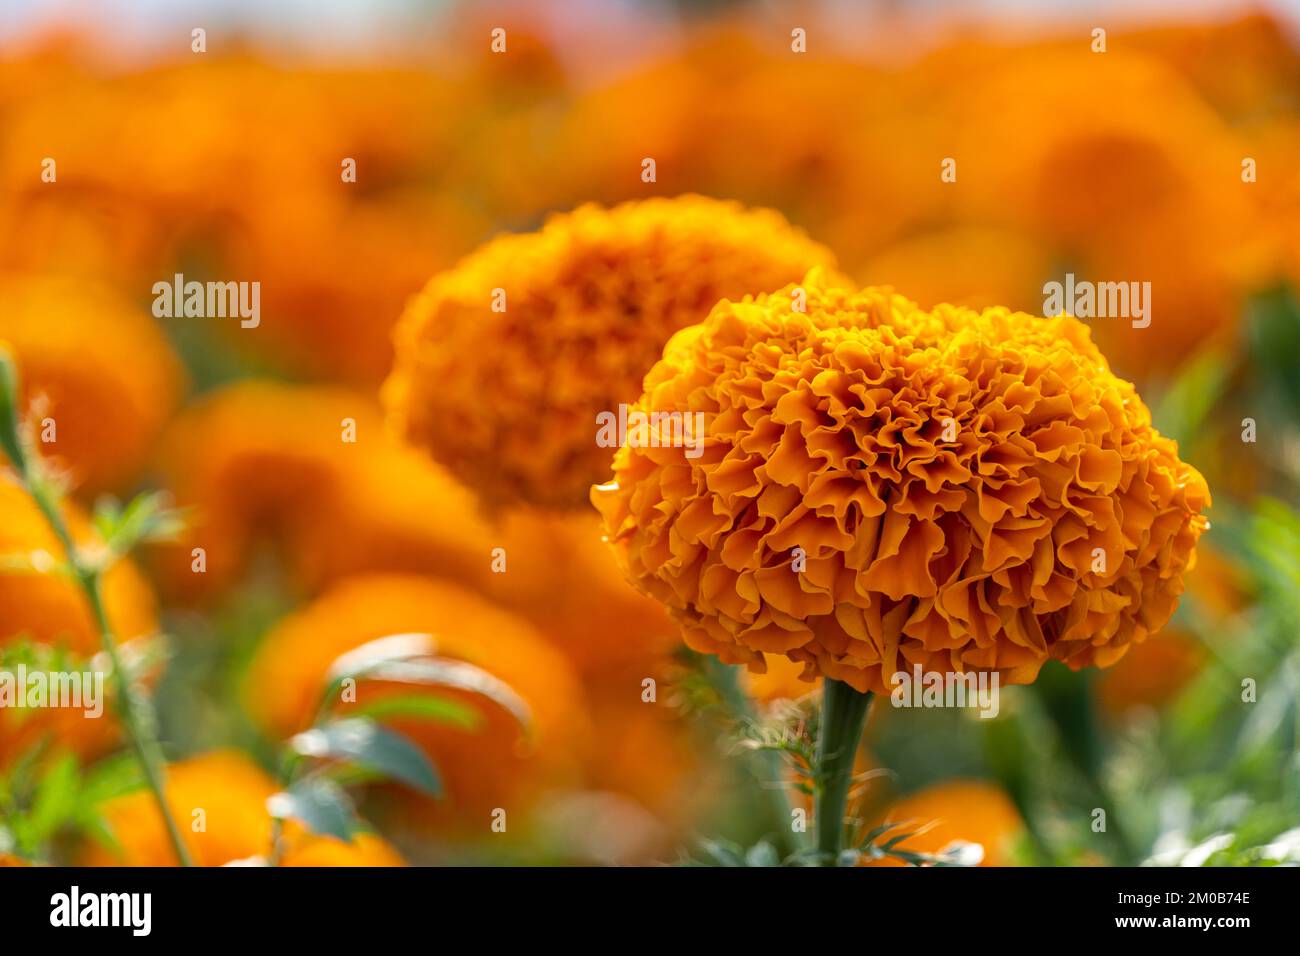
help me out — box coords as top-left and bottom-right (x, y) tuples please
(1, 0), (1299, 872)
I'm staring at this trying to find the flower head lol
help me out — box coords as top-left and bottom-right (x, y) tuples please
(383, 195), (837, 511)
(869, 779), (1024, 867)
(593, 270), (1210, 695)
(0, 275), (183, 494)
(244, 574), (590, 833)
(78, 750), (404, 866)
(152, 382), (495, 601)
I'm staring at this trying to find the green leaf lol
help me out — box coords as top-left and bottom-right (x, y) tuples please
(324, 632), (438, 685)
(292, 717), (442, 797)
(79, 752), (145, 804)
(92, 491), (187, 563)
(744, 840), (780, 867)
(351, 658), (533, 739)
(1246, 284), (1300, 412)
(28, 753), (79, 845)
(267, 777), (357, 842)
(1153, 346), (1232, 451)
(0, 346), (27, 472)
(346, 693), (482, 731)
(696, 837), (746, 867)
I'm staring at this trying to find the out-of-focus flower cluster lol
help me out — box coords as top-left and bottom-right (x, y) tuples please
(0, 4), (1293, 866)
(384, 195), (836, 511)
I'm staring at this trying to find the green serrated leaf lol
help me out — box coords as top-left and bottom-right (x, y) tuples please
(293, 718), (442, 798)
(92, 491), (187, 563)
(267, 777), (357, 842)
(346, 693), (482, 731)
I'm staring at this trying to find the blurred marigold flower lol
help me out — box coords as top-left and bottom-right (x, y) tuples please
(481, 509), (677, 679)
(744, 653), (819, 705)
(243, 574), (590, 834)
(593, 270), (1210, 695)
(1096, 543), (1247, 717)
(1126, 13), (1300, 123)
(859, 226), (1054, 317)
(225, 191), (490, 385)
(1095, 625), (1205, 718)
(952, 51), (1269, 376)
(383, 195), (837, 511)
(151, 382), (495, 601)
(0, 275), (184, 494)
(575, 685), (713, 849)
(868, 779), (1024, 867)
(78, 750), (404, 867)
(0, 478), (157, 764)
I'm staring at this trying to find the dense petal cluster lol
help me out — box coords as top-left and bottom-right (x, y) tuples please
(383, 195), (837, 511)
(593, 270), (1211, 695)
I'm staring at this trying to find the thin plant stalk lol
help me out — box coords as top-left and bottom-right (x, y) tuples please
(0, 350), (193, 866)
(815, 679), (873, 865)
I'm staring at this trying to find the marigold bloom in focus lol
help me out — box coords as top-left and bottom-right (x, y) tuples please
(868, 780), (1024, 866)
(0, 275), (183, 494)
(0, 479), (158, 763)
(79, 750), (404, 867)
(594, 270), (1210, 695)
(383, 195), (837, 511)
(244, 575), (589, 833)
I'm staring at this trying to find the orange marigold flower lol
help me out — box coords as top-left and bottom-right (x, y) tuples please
(78, 750), (404, 867)
(1096, 542), (1246, 716)
(859, 225), (1054, 317)
(868, 779), (1024, 867)
(952, 50), (1268, 376)
(0, 275), (184, 494)
(575, 683), (713, 851)
(243, 575), (590, 834)
(744, 653), (819, 705)
(480, 509), (677, 679)
(383, 195), (837, 511)
(1095, 624), (1205, 717)
(151, 382), (495, 602)
(0, 478), (158, 764)
(593, 270), (1210, 695)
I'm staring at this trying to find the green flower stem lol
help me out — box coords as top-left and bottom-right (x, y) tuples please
(30, 477), (194, 867)
(0, 351), (192, 866)
(816, 679), (873, 866)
